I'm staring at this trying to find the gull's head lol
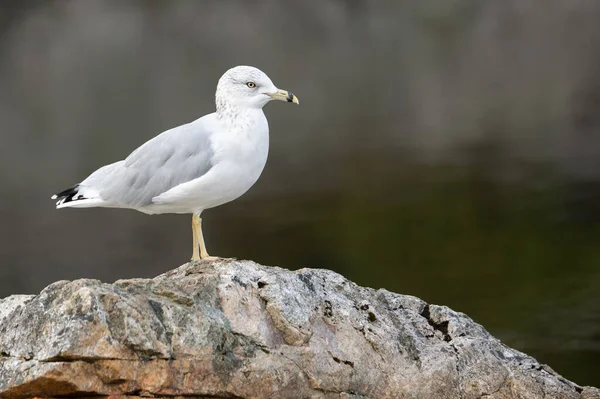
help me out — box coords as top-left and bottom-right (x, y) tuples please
(216, 66), (299, 111)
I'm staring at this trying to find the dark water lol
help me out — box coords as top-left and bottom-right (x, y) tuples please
(0, 0), (599, 386)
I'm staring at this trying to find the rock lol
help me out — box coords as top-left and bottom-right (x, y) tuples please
(0, 259), (597, 399)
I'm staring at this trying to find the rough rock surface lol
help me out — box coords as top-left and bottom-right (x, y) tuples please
(0, 260), (598, 399)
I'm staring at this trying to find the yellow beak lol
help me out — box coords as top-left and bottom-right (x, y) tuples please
(269, 89), (299, 104)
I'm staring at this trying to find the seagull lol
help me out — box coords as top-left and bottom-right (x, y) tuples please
(51, 66), (299, 261)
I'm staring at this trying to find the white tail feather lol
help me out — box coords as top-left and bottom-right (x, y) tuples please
(56, 198), (108, 209)
(56, 198), (106, 209)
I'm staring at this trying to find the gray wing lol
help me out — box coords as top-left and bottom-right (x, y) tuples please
(83, 119), (214, 208)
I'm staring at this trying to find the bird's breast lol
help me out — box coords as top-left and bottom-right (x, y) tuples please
(203, 115), (270, 205)
(212, 117), (269, 172)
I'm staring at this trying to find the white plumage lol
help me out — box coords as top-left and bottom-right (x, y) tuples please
(51, 65), (299, 260)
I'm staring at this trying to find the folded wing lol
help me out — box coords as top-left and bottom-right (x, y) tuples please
(53, 118), (215, 210)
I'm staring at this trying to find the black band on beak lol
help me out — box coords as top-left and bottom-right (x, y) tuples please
(286, 92), (295, 102)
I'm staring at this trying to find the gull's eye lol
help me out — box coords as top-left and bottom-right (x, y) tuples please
(246, 81), (256, 88)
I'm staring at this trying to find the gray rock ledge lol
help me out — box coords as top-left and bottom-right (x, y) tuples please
(0, 259), (598, 399)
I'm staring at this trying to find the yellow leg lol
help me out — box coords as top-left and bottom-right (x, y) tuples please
(192, 213), (216, 261)
(197, 216), (210, 259)
(191, 214), (200, 261)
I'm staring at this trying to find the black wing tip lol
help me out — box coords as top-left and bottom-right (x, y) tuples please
(52, 184), (84, 204)
(52, 184), (79, 198)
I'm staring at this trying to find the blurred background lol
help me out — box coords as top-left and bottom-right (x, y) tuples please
(0, 0), (599, 386)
